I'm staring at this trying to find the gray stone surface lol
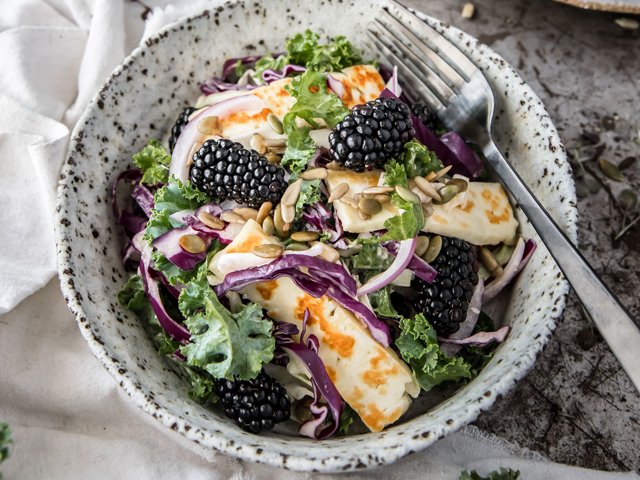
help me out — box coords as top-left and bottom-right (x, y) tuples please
(402, 0), (640, 472)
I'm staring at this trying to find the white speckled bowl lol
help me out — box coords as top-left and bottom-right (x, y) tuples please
(55, 0), (577, 472)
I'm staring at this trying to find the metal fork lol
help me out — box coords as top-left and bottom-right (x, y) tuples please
(368, 0), (640, 393)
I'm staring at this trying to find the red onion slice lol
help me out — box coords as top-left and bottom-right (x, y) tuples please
(483, 237), (526, 303)
(357, 237), (417, 295)
(438, 325), (511, 348)
(326, 74), (345, 99)
(514, 239), (537, 276)
(440, 278), (485, 357)
(169, 94), (267, 183)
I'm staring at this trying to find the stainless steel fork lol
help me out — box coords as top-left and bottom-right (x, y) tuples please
(368, 0), (640, 393)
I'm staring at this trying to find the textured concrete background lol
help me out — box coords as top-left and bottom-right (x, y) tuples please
(402, 0), (640, 472)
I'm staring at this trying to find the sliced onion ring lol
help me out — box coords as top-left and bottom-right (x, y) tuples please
(483, 237), (526, 303)
(357, 237), (417, 295)
(326, 74), (345, 99)
(438, 325), (511, 348)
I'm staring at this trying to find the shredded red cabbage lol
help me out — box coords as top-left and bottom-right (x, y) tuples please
(152, 225), (212, 271)
(221, 54), (263, 80)
(262, 64), (307, 83)
(112, 168), (143, 222)
(381, 240), (437, 283)
(132, 184), (154, 218)
(515, 239), (537, 276)
(200, 77), (258, 95)
(438, 325), (511, 347)
(302, 201), (345, 246)
(439, 132), (484, 180)
(119, 210), (148, 236)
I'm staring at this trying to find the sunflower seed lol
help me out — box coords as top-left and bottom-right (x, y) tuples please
(250, 133), (267, 154)
(433, 184), (459, 205)
(374, 194), (392, 203)
(262, 215), (275, 236)
(415, 236), (430, 257)
(283, 222), (291, 232)
(358, 209), (371, 221)
(282, 179), (303, 207)
(359, 197), (382, 215)
(286, 243), (310, 251)
(620, 189), (638, 210)
(233, 207), (259, 221)
(447, 178), (468, 193)
(422, 235), (442, 263)
(599, 159), (625, 182)
(311, 241), (340, 263)
(273, 204), (289, 238)
(197, 211), (225, 229)
(461, 2), (475, 18)
(353, 193), (363, 202)
(299, 168), (328, 180)
(291, 231), (319, 242)
(196, 116), (221, 135)
(362, 186), (395, 195)
(220, 211), (246, 224)
(179, 234), (206, 254)
(328, 183), (349, 202)
(434, 165), (453, 180)
(395, 185), (421, 204)
(480, 247), (504, 278)
(414, 176), (442, 201)
(425, 171), (437, 181)
(615, 18), (639, 30)
(252, 244), (284, 259)
(326, 161), (343, 170)
(340, 197), (359, 209)
(267, 113), (284, 134)
(263, 137), (287, 147)
(282, 204), (296, 224)
(256, 201), (273, 225)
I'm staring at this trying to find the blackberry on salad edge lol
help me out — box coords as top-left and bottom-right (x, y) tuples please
(329, 97), (416, 172)
(409, 103), (438, 133)
(189, 139), (288, 208)
(168, 106), (197, 153)
(215, 371), (291, 433)
(412, 236), (480, 336)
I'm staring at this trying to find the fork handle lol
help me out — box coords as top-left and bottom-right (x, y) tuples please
(483, 141), (640, 392)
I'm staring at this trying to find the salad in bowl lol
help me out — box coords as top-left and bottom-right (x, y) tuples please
(115, 30), (535, 439)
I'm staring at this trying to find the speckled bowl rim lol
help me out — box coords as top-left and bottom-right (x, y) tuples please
(55, 2), (578, 472)
(552, 0), (640, 13)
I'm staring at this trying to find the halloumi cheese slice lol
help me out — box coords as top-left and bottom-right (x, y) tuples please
(423, 182), (519, 245)
(210, 220), (420, 432)
(325, 169), (399, 233)
(329, 64), (386, 109)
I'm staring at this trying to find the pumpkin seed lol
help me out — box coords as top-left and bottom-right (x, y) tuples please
(197, 211), (225, 230)
(434, 165), (453, 179)
(282, 179), (303, 207)
(262, 215), (275, 236)
(414, 176), (442, 201)
(447, 177), (468, 193)
(196, 116), (221, 135)
(422, 203), (434, 218)
(620, 189), (638, 210)
(362, 186), (395, 195)
(619, 156), (637, 170)
(585, 177), (601, 194)
(422, 235), (442, 263)
(395, 185), (421, 204)
(328, 183), (349, 202)
(179, 234), (206, 254)
(291, 231), (319, 242)
(575, 179), (590, 199)
(273, 204), (289, 238)
(267, 113), (284, 134)
(263, 137), (287, 147)
(374, 194), (392, 203)
(358, 209), (371, 221)
(256, 201), (273, 225)
(480, 247), (504, 278)
(299, 168), (328, 180)
(359, 197), (382, 215)
(599, 158), (625, 182)
(433, 184), (459, 205)
(250, 133), (267, 154)
(339, 197), (359, 209)
(220, 211), (246, 224)
(286, 243), (310, 251)
(326, 161), (343, 170)
(415, 236), (430, 257)
(233, 207), (259, 221)
(282, 204), (296, 224)
(252, 244), (284, 259)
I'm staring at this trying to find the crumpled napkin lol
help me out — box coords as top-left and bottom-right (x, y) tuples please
(0, 1), (639, 479)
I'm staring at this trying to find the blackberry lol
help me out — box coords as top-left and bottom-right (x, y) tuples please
(409, 103), (438, 133)
(413, 236), (479, 336)
(168, 106), (197, 152)
(189, 139), (288, 208)
(329, 97), (415, 172)
(214, 371), (291, 434)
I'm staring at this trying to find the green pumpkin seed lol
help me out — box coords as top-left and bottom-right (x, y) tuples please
(422, 235), (442, 263)
(432, 184), (459, 205)
(286, 243), (310, 251)
(252, 244), (284, 259)
(585, 177), (601, 194)
(179, 234), (206, 254)
(395, 185), (421, 204)
(415, 236), (430, 257)
(575, 179), (589, 198)
(267, 113), (284, 134)
(359, 197), (382, 215)
(447, 178), (468, 193)
(599, 159), (625, 182)
(291, 231), (319, 242)
(262, 215), (275, 236)
(619, 189), (638, 210)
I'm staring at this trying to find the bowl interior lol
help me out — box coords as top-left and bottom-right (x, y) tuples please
(55, 0), (577, 472)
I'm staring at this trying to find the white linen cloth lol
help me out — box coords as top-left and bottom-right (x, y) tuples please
(0, 1), (638, 479)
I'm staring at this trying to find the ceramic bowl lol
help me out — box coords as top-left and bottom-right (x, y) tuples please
(55, 0), (577, 472)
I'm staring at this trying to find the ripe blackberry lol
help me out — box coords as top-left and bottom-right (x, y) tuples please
(189, 139), (288, 208)
(413, 236), (480, 336)
(214, 371), (291, 434)
(329, 97), (415, 172)
(168, 106), (197, 152)
(409, 103), (438, 133)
